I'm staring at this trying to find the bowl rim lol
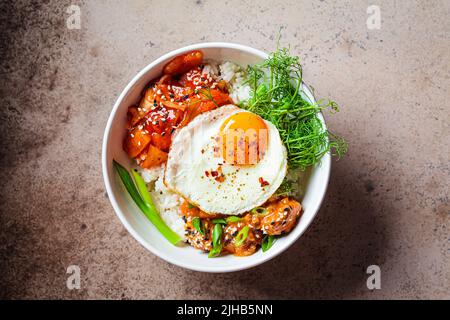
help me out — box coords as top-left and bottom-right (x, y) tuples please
(102, 42), (331, 273)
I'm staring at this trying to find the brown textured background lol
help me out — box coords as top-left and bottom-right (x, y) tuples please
(0, 0), (448, 299)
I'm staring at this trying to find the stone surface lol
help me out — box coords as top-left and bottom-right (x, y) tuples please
(0, 0), (448, 299)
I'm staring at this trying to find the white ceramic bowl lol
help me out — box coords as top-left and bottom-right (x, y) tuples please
(102, 42), (330, 273)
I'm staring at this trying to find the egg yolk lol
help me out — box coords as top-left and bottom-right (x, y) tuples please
(218, 112), (268, 165)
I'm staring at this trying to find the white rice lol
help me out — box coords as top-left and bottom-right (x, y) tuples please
(202, 61), (251, 104)
(201, 62), (219, 78)
(139, 165), (186, 239)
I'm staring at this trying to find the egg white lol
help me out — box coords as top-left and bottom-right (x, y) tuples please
(164, 105), (287, 215)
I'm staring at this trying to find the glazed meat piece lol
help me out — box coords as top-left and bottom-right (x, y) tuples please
(260, 198), (302, 235)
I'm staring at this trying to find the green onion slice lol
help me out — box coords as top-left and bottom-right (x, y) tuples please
(113, 160), (181, 245)
(262, 235), (275, 252)
(251, 207), (268, 215)
(192, 217), (205, 236)
(208, 223), (223, 258)
(234, 226), (250, 247)
(212, 218), (227, 224)
(212, 223), (222, 247)
(208, 243), (223, 258)
(225, 216), (242, 223)
(131, 169), (154, 206)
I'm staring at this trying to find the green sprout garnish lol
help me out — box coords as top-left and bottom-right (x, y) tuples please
(243, 47), (347, 170)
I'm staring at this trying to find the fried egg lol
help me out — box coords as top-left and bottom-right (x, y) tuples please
(164, 105), (287, 215)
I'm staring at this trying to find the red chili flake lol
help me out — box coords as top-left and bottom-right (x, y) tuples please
(211, 171), (219, 177)
(205, 171), (210, 177)
(215, 175), (226, 183)
(259, 177), (270, 187)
